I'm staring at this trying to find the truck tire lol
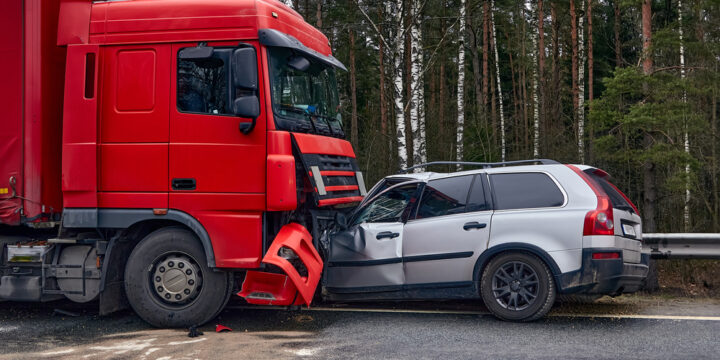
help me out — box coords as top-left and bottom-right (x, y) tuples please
(480, 252), (555, 322)
(124, 227), (232, 328)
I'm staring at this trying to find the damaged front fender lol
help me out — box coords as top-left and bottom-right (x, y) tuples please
(238, 223), (323, 306)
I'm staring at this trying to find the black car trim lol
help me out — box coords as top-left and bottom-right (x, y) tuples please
(328, 251), (474, 268)
(324, 281), (474, 294)
(557, 248), (649, 295)
(327, 258), (402, 267)
(404, 251), (474, 263)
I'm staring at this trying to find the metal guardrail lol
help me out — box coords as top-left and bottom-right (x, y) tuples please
(643, 233), (720, 259)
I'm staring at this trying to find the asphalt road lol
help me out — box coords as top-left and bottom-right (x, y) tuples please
(1, 297), (719, 360)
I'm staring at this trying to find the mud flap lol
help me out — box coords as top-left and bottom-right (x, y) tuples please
(238, 223), (323, 306)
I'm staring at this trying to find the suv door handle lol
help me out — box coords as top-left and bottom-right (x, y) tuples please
(376, 231), (400, 240)
(463, 222), (487, 231)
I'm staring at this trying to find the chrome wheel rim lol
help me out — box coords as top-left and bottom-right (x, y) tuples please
(150, 253), (203, 306)
(492, 261), (539, 311)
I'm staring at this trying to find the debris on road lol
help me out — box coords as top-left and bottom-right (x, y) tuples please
(187, 325), (203, 338)
(215, 324), (232, 333)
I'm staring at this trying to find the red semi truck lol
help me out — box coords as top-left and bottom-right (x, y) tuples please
(0, 0), (365, 327)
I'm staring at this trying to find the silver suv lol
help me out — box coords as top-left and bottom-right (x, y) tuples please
(320, 160), (649, 321)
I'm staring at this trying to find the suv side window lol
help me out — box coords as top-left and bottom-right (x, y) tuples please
(415, 175), (473, 219)
(467, 175), (489, 212)
(490, 173), (564, 210)
(177, 49), (229, 115)
(352, 183), (418, 225)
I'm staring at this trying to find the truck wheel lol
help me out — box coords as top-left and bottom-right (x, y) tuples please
(480, 252), (555, 322)
(124, 227), (232, 328)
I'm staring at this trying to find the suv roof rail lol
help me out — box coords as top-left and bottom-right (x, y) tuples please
(400, 159), (561, 173)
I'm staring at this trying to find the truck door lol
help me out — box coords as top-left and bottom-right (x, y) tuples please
(169, 42), (267, 268)
(325, 182), (420, 291)
(402, 174), (492, 285)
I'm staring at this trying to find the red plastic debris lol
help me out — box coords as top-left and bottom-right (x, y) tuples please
(215, 324), (232, 333)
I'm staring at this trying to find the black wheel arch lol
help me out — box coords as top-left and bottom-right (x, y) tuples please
(63, 208), (216, 268)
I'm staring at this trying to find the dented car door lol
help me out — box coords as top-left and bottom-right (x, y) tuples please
(325, 182), (421, 291)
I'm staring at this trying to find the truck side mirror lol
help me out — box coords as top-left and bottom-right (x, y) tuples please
(232, 47), (258, 90)
(234, 96), (260, 134)
(230, 47), (260, 134)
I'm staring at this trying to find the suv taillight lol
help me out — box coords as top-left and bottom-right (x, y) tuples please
(583, 195), (615, 236)
(566, 165), (615, 236)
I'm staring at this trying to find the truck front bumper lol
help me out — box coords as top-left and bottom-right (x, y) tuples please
(557, 248), (650, 295)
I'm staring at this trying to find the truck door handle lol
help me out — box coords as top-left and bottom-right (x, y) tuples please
(376, 231), (400, 240)
(172, 178), (196, 190)
(463, 222), (487, 231)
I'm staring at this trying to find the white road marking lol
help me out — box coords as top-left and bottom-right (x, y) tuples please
(167, 337), (207, 346)
(144, 347), (161, 356)
(287, 347), (322, 356)
(228, 305), (720, 321)
(553, 313), (720, 321)
(40, 348), (75, 356)
(89, 338), (157, 354)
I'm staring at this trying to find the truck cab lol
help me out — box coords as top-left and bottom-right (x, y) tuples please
(0, 0), (364, 327)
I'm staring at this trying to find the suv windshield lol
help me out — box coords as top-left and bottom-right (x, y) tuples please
(268, 47), (344, 137)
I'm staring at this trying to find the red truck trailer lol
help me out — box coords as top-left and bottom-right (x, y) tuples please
(0, 0), (365, 328)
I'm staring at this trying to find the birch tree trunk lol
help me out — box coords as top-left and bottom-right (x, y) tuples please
(577, 0), (586, 163)
(283, 0), (293, 9)
(391, 1), (408, 170)
(538, 0), (545, 142)
(679, 0), (690, 230)
(456, 0), (466, 168)
(409, 0), (426, 169)
(587, 0), (593, 103)
(491, 0), (506, 162)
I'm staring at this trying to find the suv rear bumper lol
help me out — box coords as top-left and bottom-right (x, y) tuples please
(556, 248), (649, 295)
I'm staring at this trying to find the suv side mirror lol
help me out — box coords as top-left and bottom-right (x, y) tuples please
(230, 47), (260, 134)
(335, 212), (349, 230)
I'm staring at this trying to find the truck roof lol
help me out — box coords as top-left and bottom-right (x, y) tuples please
(62, 0), (332, 56)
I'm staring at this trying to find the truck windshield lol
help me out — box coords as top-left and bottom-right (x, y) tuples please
(268, 47), (344, 138)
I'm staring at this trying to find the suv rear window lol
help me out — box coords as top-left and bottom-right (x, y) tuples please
(490, 173), (564, 210)
(584, 171), (636, 214)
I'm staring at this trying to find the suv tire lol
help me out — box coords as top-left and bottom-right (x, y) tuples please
(124, 227), (232, 328)
(480, 252), (555, 322)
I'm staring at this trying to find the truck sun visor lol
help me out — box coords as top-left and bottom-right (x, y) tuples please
(258, 28), (348, 71)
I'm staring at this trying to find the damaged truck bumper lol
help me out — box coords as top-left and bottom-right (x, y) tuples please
(238, 223), (323, 306)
